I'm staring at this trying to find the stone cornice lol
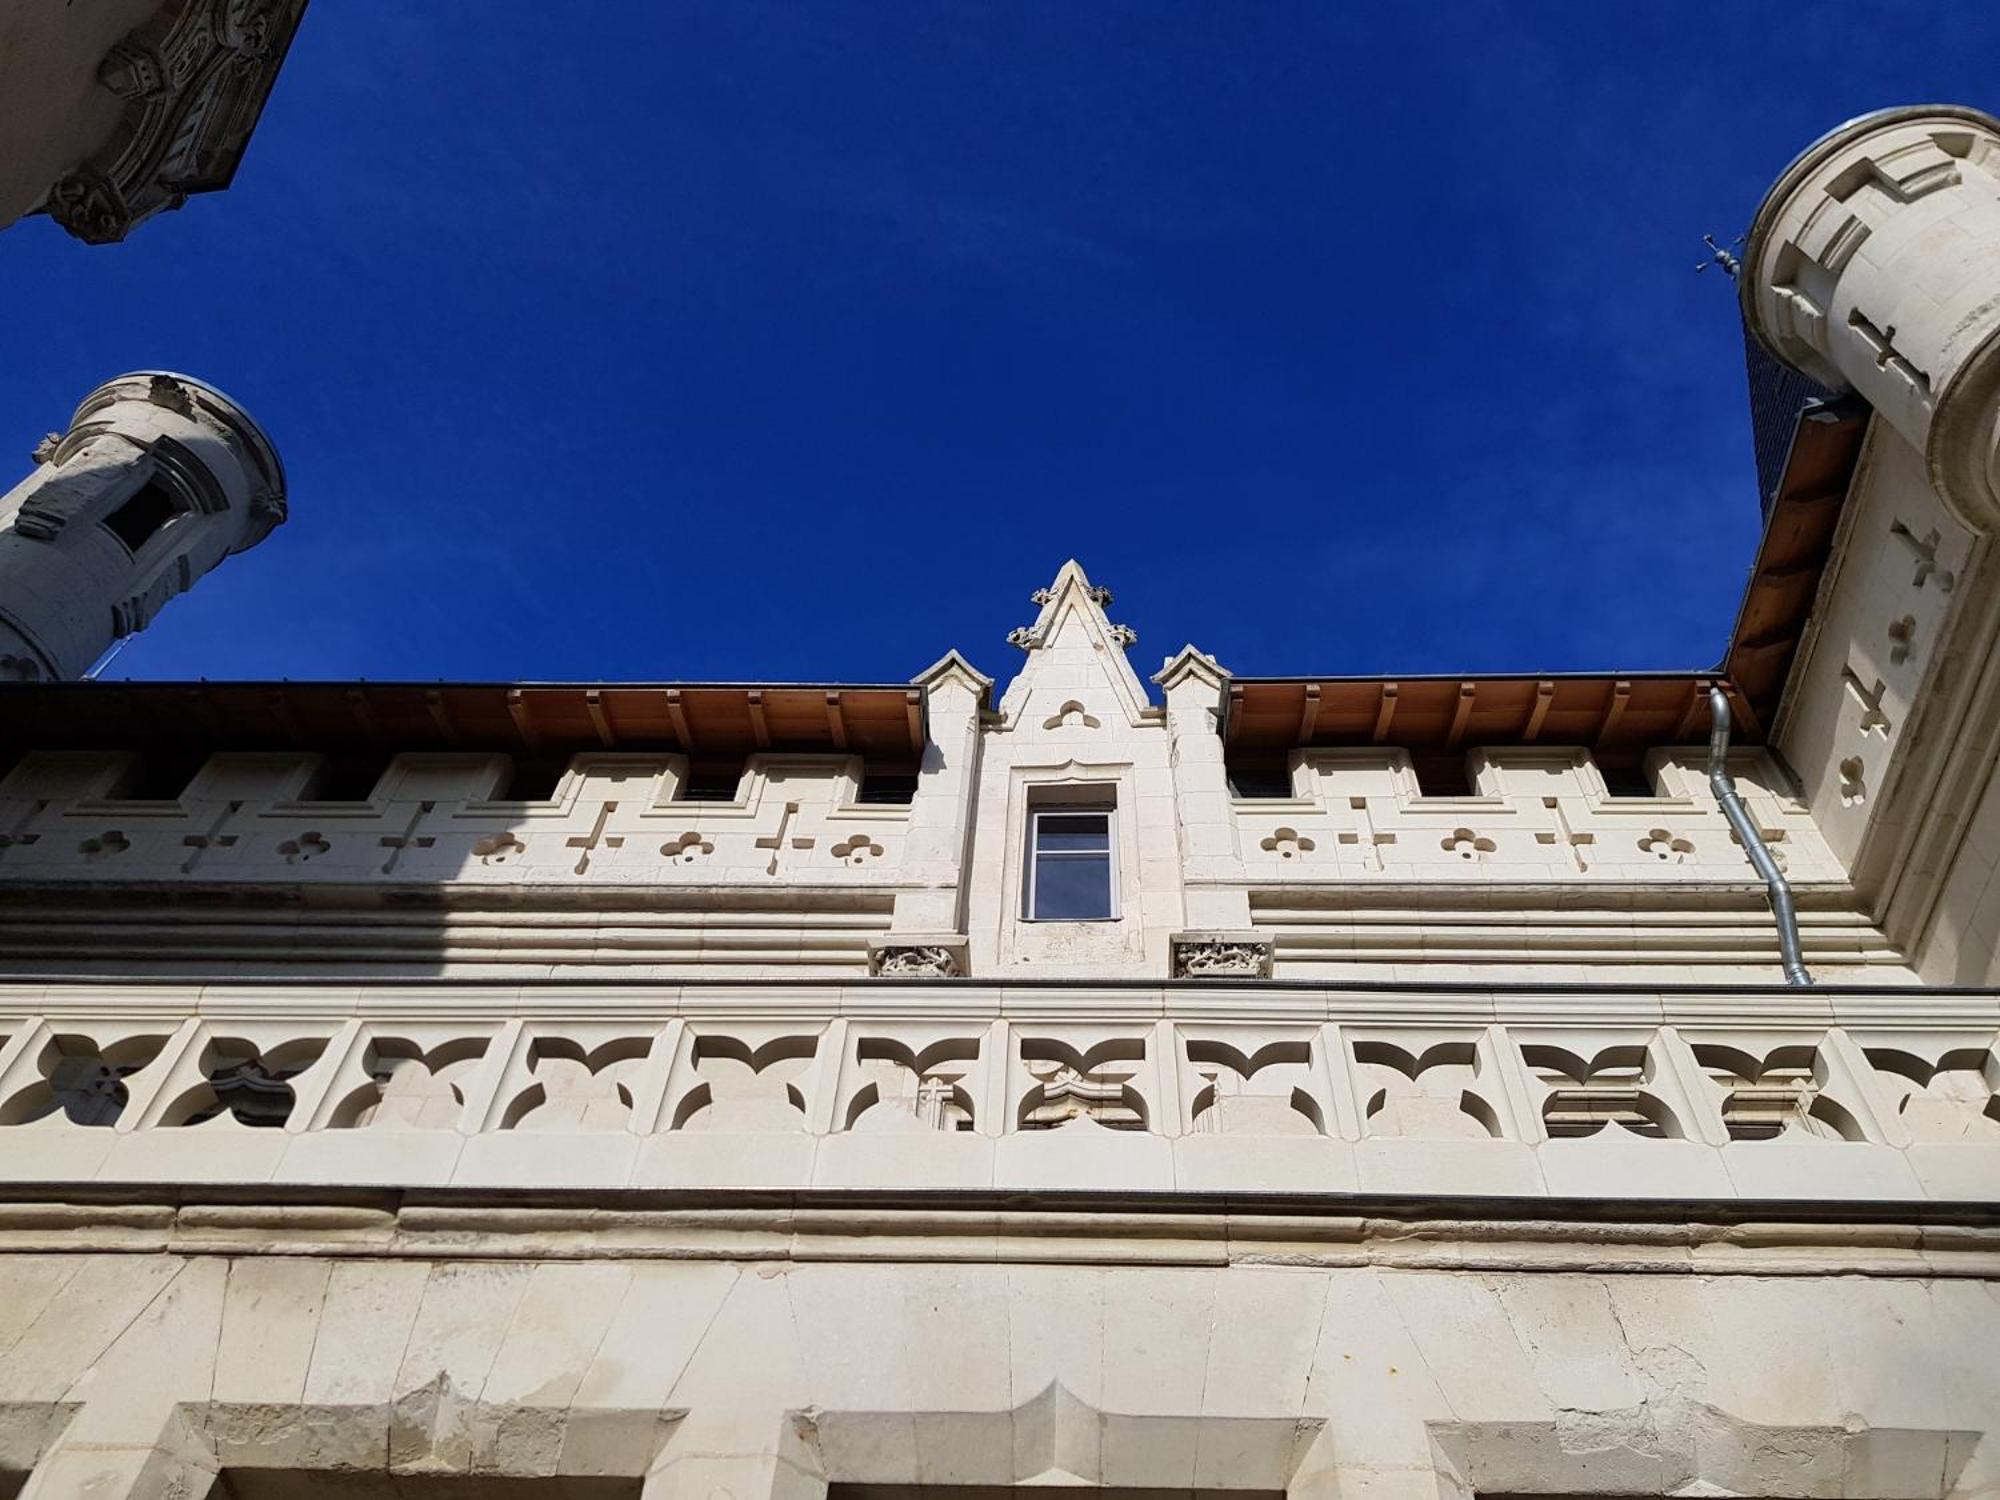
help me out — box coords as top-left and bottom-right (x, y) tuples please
(0, 1187), (1992, 1277)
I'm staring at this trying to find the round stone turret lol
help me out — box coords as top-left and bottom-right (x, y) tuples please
(1741, 106), (2000, 530)
(0, 372), (285, 680)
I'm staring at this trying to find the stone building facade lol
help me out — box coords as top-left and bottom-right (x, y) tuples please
(0, 105), (1996, 1500)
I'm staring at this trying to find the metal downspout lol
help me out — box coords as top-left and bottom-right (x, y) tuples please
(1707, 685), (1812, 986)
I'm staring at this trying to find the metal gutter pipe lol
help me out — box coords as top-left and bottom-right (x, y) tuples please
(1707, 686), (1812, 986)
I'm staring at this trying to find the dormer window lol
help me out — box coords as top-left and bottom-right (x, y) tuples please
(101, 479), (184, 554)
(1026, 807), (1115, 921)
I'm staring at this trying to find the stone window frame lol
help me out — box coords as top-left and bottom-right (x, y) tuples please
(1023, 802), (1119, 923)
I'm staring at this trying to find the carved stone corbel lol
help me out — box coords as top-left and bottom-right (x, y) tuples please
(1169, 931), (1274, 980)
(868, 937), (970, 978)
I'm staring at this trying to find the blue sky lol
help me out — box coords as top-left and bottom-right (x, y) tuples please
(3, 3), (1995, 686)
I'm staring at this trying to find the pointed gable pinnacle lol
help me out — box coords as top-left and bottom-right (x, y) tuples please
(1004, 560), (1137, 653)
(996, 560), (1156, 727)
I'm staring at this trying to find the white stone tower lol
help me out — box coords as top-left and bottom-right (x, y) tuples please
(1741, 104), (2000, 529)
(0, 371), (285, 680)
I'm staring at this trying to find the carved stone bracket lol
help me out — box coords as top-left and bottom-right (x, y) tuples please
(1170, 932), (1274, 980)
(868, 937), (970, 979)
(42, 0), (312, 245)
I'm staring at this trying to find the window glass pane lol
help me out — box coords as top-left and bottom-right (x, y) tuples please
(1035, 813), (1110, 853)
(1033, 851), (1112, 920)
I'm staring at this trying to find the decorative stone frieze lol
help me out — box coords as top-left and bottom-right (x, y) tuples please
(867, 938), (968, 978)
(1170, 931), (1274, 978)
(41, 0), (313, 245)
(0, 750), (910, 888)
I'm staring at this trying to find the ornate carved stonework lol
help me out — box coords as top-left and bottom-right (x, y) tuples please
(870, 943), (966, 979)
(1106, 622), (1138, 648)
(42, 0), (311, 245)
(1005, 626), (1041, 651)
(1170, 934), (1274, 980)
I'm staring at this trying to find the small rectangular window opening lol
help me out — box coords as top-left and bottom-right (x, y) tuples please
(304, 755), (388, 804)
(1411, 756), (1473, 798)
(680, 764), (743, 802)
(503, 756), (567, 802)
(858, 771), (919, 805)
(101, 480), (183, 554)
(1228, 766), (1293, 799)
(1598, 762), (1655, 798)
(1027, 807), (1114, 921)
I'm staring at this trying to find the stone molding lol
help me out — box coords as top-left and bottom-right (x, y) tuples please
(41, 0), (311, 245)
(0, 1190), (1993, 1276)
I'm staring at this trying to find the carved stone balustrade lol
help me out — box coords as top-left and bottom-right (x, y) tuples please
(0, 981), (1990, 1201)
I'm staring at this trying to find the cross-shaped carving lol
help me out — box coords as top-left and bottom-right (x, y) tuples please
(1842, 665), (1892, 737)
(180, 800), (242, 875)
(914, 1074), (953, 1125)
(566, 801), (626, 875)
(378, 800), (437, 875)
(1889, 520), (1955, 591)
(1337, 795), (1395, 871)
(1535, 795), (1593, 872)
(0, 800), (47, 862)
(754, 800), (815, 876)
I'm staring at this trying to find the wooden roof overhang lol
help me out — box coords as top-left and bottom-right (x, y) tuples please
(1224, 399), (1871, 770)
(0, 681), (929, 769)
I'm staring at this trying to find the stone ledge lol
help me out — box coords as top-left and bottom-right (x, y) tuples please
(0, 1186), (1992, 1276)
